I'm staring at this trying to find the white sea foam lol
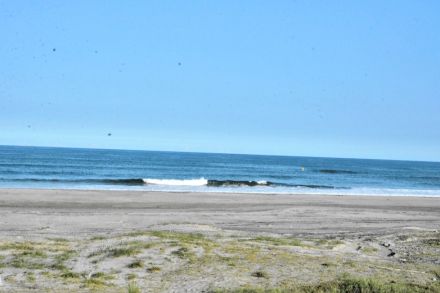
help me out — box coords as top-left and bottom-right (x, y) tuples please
(142, 178), (208, 186)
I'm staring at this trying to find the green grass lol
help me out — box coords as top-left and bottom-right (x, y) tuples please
(107, 247), (141, 257)
(50, 250), (76, 272)
(41, 271), (52, 277)
(19, 249), (47, 258)
(0, 241), (36, 251)
(150, 231), (204, 241)
(223, 243), (264, 263)
(55, 249), (76, 262)
(125, 231), (150, 237)
(432, 267), (440, 279)
(150, 230), (217, 250)
(1, 231), (437, 292)
(361, 247), (379, 254)
(0, 240), (76, 272)
(314, 239), (344, 248)
(424, 238), (440, 247)
(127, 273), (137, 280)
(124, 229), (205, 240)
(90, 235), (107, 241)
(90, 272), (104, 278)
(88, 240), (154, 259)
(59, 270), (81, 279)
(49, 238), (69, 243)
(128, 282), (141, 293)
(0, 240), (70, 253)
(171, 247), (196, 261)
(83, 272), (115, 288)
(126, 240), (155, 250)
(26, 272), (36, 282)
(219, 256), (236, 267)
(89, 246), (142, 258)
(147, 266), (161, 273)
(84, 277), (107, 287)
(50, 262), (68, 271)
(212, 275), (440, 293)
(9, 256), (45, 269)
(253, 236), (303, 247)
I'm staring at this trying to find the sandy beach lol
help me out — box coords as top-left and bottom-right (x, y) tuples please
(0, 189), (439, 292)
(1, 189), (439, 239)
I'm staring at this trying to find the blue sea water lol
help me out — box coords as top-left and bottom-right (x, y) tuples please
(1, 145), (440, 196)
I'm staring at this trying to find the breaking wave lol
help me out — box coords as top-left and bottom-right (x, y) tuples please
(207, 180), (270, 187)
(0, 177), (339, 189)
(143, 178), (208, 186)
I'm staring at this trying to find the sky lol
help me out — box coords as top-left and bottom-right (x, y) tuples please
(1, 1), (439, 161)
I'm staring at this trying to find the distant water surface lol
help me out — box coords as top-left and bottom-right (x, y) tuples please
(1, 145), (440, 196)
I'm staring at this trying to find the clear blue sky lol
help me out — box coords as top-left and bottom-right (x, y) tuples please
(1, 1), (439, 161)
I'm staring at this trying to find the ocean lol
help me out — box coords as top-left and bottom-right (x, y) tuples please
(1, 145), (440, 197)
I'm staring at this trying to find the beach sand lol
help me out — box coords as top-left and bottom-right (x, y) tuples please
(0, 189), (439, 292)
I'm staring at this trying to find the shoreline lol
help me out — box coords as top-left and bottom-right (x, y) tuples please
(1, 186), (440, 198)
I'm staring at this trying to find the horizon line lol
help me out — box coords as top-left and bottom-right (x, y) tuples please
(1, 144), (438, 164)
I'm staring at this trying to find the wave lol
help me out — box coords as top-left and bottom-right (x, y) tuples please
(207, 180), (271, 187)
(0, 178), (146, 185)
(101, 179), (146, 185)
(318, 169), (357, 174)
(0, 177), (339, 189)
(143, 178), (208, 186)
(290, 184), (338, 189)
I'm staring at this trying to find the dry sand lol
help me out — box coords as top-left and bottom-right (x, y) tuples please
(1, 189), (439, 239)
(0, 189), (439, 292)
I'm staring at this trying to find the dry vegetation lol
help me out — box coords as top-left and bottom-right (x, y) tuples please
(0, 228), (438, 292)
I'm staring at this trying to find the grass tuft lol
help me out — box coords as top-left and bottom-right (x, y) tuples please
(107, 247), (141, 258)
(90, 235), (107, 241)
(128, 281), (141, 293)
(26, 272), (36, 282)
(83, 272), (114, 288)
(315, 239), (344, 248)
(253, 236), (303, 247)
(60, 270), (81, 279)
(361, 247), (379, 254)
(9, 256), (45, 269)
(251, 271), (269, 278)
(172, 247), (195, 260)
(128, 260), (144, 268)
(147, 266), (161, 273)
